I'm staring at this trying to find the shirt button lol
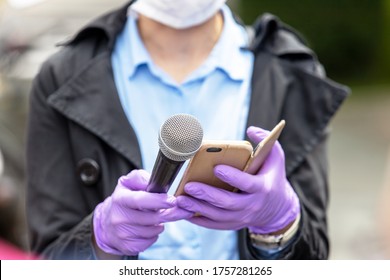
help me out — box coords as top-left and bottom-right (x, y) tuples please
(76, 158), (100, 186)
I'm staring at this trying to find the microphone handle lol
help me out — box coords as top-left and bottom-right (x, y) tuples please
(146, 151), (184, 193)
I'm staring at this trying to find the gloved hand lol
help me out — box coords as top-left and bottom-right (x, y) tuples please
(176, 126), (300, 234)
(93, 170), (193, 256)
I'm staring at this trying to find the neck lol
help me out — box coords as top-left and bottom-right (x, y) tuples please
(137, 12), (224, 83)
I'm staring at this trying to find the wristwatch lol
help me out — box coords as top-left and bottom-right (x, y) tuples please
(249, 214), (301, 250)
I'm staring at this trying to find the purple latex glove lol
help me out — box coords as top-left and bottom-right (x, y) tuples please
(93, 170), (192, 256)
(176, 126), (300, 234)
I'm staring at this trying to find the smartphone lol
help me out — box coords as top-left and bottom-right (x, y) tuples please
(174, 120), (286, 196)
(244, 120), (285, 174)
(174, 140), (253, 195)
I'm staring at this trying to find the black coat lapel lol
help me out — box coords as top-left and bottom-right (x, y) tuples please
(245, 14), (350, 176)
(47, 52), (143, 169)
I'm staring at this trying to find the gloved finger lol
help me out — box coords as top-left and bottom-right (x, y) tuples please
(246, 126), (270, 144)
(176, 195), (234, 222)
(113, 190), (176, 211)
(159, 207), (194, 223)
(214, 164), (263, 194)
(118, 169), (151, 191)
(114, 208), (167, 226)
(184, 182), (248, 211)
(256, 141), (286, 175)
(120, 236), (159, 256)
(121, 224), (164, 239)
(186, 216), (243, 231)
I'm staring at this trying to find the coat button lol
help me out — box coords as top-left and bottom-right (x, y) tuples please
(77, 158), (100, 186)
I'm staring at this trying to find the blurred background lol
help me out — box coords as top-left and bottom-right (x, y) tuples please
(0, 0), (389, 259)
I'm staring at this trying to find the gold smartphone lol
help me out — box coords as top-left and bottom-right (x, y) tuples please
(174, 120), (286, 196)
(244, 120), (285, 174)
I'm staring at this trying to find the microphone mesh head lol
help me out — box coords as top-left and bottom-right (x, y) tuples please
(159, 114), (203, 162)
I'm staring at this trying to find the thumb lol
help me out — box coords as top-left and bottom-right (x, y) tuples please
(246, 126), (270, 144)
(118, 169), (151, 191)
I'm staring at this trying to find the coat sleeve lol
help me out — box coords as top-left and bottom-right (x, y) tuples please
(239, 132), (330, 259)
(26, 58), (137, 260)
(26, 59), (94, 259)
(238, 17), (350, 258)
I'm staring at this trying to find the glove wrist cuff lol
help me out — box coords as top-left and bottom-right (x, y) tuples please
(93, 203), (123, 256)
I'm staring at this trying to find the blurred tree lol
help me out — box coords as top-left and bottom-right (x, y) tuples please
(234, 0), (388, 86)
(378, 0), (390, 84)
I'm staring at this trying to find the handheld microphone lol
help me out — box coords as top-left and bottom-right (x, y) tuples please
(146, 114), (204, 193)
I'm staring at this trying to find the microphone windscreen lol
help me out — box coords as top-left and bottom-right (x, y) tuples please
(158, 114), (203, 162)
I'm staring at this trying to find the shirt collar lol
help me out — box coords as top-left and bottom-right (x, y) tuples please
(126, 13), (151, 78)
(124, 4), (251, 82)
(210, 5), (252, 81)
(184, 5), (251, 82)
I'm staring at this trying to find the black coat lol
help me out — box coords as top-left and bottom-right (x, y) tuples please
(26, 2), (349, 259)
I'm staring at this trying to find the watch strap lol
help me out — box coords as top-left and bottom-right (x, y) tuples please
(249, 213), (301, 250)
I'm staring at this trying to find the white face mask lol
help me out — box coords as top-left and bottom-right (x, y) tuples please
(131, 0), (227, 29)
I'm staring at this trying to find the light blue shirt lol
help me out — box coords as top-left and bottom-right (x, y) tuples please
(112, 5), (254, 260)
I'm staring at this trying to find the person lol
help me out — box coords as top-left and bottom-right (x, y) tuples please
(26, 0), (349, 260)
